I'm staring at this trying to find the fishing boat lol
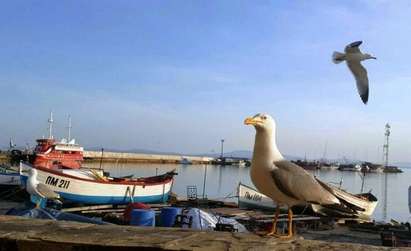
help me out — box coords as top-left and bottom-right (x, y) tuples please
(180, 157), (192, 165)
(0, 165), (20, 188)
(338, 163), (362, 172)
(237, 183), (276, 210)
(20, 162), (176, 205)
(311, 181), (378, 218)
(237, 182), (377, 218)
(292, 160), (319, 170)
(31, 113), (84, 169)
(32, 138), (84, 169)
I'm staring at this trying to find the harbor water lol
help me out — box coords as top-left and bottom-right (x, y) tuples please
(86, 162), (411, 223)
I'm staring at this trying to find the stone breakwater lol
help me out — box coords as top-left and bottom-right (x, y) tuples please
(83, 150), (214, 164)
(0, 215), (408, 251)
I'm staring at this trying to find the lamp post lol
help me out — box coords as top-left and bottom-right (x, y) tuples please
(220, 139), (225, 159)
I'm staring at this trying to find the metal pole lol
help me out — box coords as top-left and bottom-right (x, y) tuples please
(360, 168), (366, 193)
(202, 165), (208, 199)
(382, 123), (390, 220)
(220, 139), (225, 158)
(99, 148), (104, 170)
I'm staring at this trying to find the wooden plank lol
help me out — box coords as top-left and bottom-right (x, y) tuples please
(62, 205), (124, 212)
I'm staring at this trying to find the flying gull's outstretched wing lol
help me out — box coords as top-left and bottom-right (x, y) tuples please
(347, 60), (369, 104)
(345, 41), (362, 54)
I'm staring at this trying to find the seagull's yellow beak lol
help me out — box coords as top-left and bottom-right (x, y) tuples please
(244, 116), (263, 126)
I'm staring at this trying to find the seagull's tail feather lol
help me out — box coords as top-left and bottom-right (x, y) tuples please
(332, 51), (345, 64)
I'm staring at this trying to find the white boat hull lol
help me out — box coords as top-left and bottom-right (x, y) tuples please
(20, 162), (174, 205)
(238, 183), (276, 210)
(312, 182), (378, 218)
(0, 166), (20, 186)
(0, 172), (20, 186)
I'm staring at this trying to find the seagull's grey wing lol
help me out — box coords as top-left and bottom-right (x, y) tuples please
(345, 41), (362, 54)
(271, 160), (338, 205)
(37, 184), (60, 199)
(347, 60), (369, 104)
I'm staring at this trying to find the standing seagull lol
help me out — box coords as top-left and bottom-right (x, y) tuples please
(332, 41), (376, 104)
(244, 113), (340, 238)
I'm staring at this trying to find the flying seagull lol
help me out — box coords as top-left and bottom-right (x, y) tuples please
(332, 41), (376, 104)
(26, 168), (60, 208)
(244, 113), (340, 238)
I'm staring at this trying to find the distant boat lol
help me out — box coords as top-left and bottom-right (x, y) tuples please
(361, 162), (384, 173)
(319, 162), (339, 171)
(32, 138), (84, 169)
(180, 157), (192, 165)
(292, 160), (319, 170)
(31, 113), (84, 169)
(20, 162), (176, 205)
(383, 165), (403, 173)
(0, 165), (20, 188)
(338, 164), (362, 172)
(237, 183), (276, 210)
(236, 160), (247, 167)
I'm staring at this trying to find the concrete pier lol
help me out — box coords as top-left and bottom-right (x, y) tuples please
(83, 150), (214, 164)
(0, 216), (405, 250)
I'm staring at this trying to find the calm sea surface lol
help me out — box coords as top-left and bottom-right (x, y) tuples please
(87, 162), (411, 222)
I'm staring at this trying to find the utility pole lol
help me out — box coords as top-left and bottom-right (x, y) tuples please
(383, 123), (390, 168)
(382, 123), (390, 220)
(220, 139), (225, 158)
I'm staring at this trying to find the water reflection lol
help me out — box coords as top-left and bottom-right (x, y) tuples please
(84, 162), (411, 222)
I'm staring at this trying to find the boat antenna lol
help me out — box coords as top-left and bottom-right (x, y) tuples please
(9, 138), (16, 150)
(48, 111), (54, 139)
(67, 115), (72, 142)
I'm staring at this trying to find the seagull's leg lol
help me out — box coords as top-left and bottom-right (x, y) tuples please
(285, 207), (294, 238)
(270, 207), (294, 239)
(267, 206), (280, 235)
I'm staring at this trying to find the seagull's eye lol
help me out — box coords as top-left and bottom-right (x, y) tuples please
(262, 116), (267, 120)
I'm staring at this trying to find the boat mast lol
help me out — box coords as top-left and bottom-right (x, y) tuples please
(48, 111), (54, 139)
(67, 115), (72, 142)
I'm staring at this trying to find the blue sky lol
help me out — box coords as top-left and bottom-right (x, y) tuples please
(1, 1), (411, 162)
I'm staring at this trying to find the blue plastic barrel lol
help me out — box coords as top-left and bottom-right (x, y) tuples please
(160, 207), (182, 227)
(130, 209), (155, 227)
